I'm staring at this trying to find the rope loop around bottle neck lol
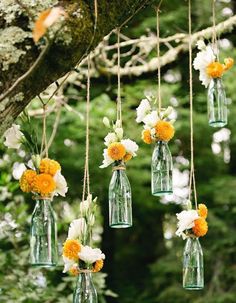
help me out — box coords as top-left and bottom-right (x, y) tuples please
(112, 165), (126, 172)
(32, 196), (52, 201)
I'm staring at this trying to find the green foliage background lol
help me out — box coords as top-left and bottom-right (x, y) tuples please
(1, 0), (236, 302)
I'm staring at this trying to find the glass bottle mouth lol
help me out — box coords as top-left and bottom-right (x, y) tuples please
(32, 195), (52, 201)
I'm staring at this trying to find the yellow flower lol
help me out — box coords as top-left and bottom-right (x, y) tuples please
(32, 173), (56, 196)
(107, 142), (126, 161)
(155, 121), (175, 142)
(69, 266), (80, 276)
(39, 158), (61, 176)
(63, 239), (81, 260)
(198, 204), (208, 219)
(124, 153), (132, 162)
(93, 259), (104, 273)
(206, 62), (224, 78)
(223, 57), (234, 71)
(20, 170), (37, 193)
(142, 129), (152, 144)
(193, 217), (208, 237)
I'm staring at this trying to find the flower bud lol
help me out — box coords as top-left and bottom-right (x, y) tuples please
(115, 127), (123, 140)
(32, 154), (41, 170)
(103, 117), (110, 128)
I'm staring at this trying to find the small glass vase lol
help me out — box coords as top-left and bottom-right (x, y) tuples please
(151, 141), (173, 196)
(73, 272), (97, 303)
(109, 164), (132, 228)
(183, 237), (204, 290)
(208, 77), (227, 127)
(30, 198), (58, 267)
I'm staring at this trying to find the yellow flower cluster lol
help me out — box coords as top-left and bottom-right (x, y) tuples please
(107, 142), (132, 162)
(142, 120), (175, 144)
(192, 204), (208, 237)
(19, 158), (61, 197)
(206, 57), (234, 78)
(62, 239), (104, 276)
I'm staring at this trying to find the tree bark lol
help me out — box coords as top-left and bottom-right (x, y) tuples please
(0, 0), (153, 135)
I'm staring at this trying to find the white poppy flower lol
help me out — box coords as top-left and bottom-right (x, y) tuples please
(100, 149), (114, 168)
(78, 246), (105, 264)
(63, 255), (76, 273)
(176, 210), (199, 239)
(193, 45), (216, 87)
(68, 218), (87, 240)
(53, 171), (68, 197)
(143, 111), (159, 128)
(196, 40), (206, 51)
(104, 133), (117, 146)
(136, 99), (151, 123)
(3, 124), (24, 149)
(12, 162), (26, 180)
(121, 139), (139, 157)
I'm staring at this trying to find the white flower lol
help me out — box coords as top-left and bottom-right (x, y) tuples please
(196, 39), (206, 51)
(143, 111), (159, 127)
(136, 99), (151, 123)
(53, 171), (68, 197)
(3, 124), (24, 149)
(12, 162), (26, 180)
(176, 210), (199, 239)
(104, 132), (117, 146)
(121, 139), (139, 157)
(63, 256), (76, 273)
(193, 45), (216, 87)
(114, 128), (123, 140)
(162, 106), (173, 119)
(68, 218), (87, 240)
(100, 149), (114, 168)
(78, 246), (105, 264)
(103, 117), (110, 128)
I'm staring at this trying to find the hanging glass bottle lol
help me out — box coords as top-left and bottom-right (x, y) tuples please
(208, 77), (227, 127)
(30, 198), (58, 267)
(151, 141), (173, 196)
(109, 163), (132, 228)
(183, 237), (204, 290)
(73, 272), (97, 303)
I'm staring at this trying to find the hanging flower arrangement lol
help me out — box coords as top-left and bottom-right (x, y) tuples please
(136, 96), (175, 196)
(100, 118), (138, 228)
(3, 116), (68, 268)
(63, 194), (105, 275)
(193, 40), (234, 128)
(176, 202), (208, 290)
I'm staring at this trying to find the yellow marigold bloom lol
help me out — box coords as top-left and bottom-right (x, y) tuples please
(142, 129), (152, 144)
(20, 170), (37, 193)
(32, 173), (56, 196)
(107, 142), (126, 161)
(206, 62), (224, 78)
(39, 158), (61, 176)
(223, 57), (234, 71)
(69, 266), (80, 276)
(63, 239), (81, 260)
(198, 204), (208, 219)
(193, 218), (208, 237)
(155, 121), (175, 142)
(93, 259), (104, 273)
(124, 153), (132, 162)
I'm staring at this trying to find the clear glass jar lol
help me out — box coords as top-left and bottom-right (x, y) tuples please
(30, 198), (58, 267)
(73, 272), (97, 303)
(208, 77), (227, 127)
(183, 237), (204, 290)
(151, 141), (173, 196)
(109, 164), (132, 228)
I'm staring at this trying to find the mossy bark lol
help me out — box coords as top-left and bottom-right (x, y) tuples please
(0, 0), (153, 135)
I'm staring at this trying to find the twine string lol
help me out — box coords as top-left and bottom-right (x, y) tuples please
(156, 2), (162, 113)
(82, 55), (91, 202)
(188, 0), (198, 209)
(116, 28), (122, 126)
(212, 0), (219, 60)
